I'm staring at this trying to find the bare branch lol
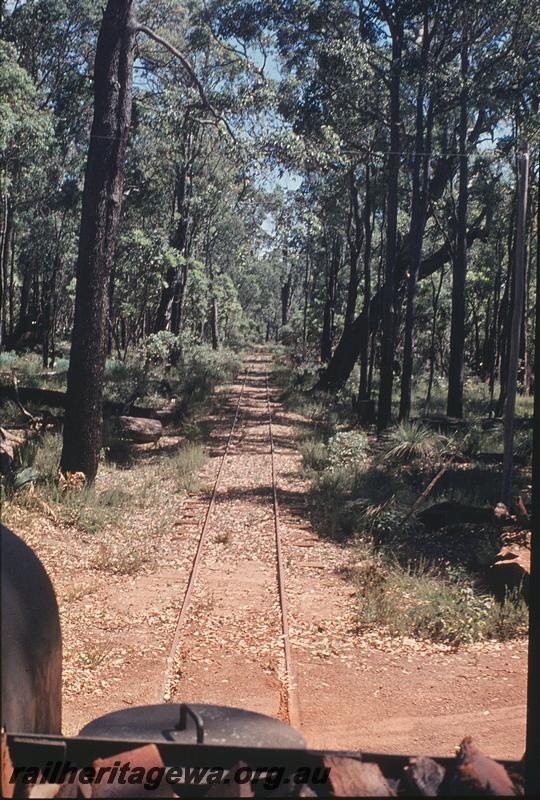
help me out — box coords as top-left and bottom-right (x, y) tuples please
(136, 25), (237, 141)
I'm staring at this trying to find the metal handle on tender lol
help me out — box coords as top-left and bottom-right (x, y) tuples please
(176, 703), (205, 744)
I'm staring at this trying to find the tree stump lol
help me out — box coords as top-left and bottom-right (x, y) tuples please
(489, 543), (530, 601)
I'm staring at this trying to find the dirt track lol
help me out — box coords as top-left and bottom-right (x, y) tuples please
(14, 354), (527, 759)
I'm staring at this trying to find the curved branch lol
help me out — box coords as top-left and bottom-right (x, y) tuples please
(136, 25), (236, 141)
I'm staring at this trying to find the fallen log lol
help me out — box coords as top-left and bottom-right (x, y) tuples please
(475, 452), (526, 466)
(415, 415), (467, 432)
(416, 414), (533, 432)
(417, 501), (511, 530)
(105, 416), (163, 444)
(402, 453), (459, 524)
(0, 385), (173, 421)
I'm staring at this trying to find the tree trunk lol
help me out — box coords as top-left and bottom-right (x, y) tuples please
(521, 170), (534, 394)
(302, 244), (311, 358)
(60, 0), (136, 481)
(42, 251), (60, 369)
(7, 225), (15, 341)
(154, 135), (193, 333)
(501, 149), (529, 505)
(488, 246), (502, 414)
(399, 17), (432, 421)
(425, 268), (445, 410)
(281, 269), (293, 327)
(0, 192), (14, 351)
(321, 238), (341, 363)
(210, 296), (219, 350)
(344, 165), (363, 331)
(358, 163), (373, 401)
(209, 260), (219, 350)
(170, 262), (188, 336)
(496, 178), (518, 415)
(447, 8), (469, 418)
(377, 15), (402, 431)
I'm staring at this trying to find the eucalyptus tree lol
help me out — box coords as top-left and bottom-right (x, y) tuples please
(0, 40), (53, 348)
(60, 0), (273, 480)
(309, 0), (540, 409)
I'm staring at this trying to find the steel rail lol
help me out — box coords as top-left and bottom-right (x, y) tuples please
(160, 366), (250, 702)
(266, 372), (301, 730)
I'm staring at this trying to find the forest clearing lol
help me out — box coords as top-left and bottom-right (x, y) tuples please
(1, 0), (539, 796)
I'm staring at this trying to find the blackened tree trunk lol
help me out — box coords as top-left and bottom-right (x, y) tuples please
(281, 267), (293, 326)
(42, 251), (60, 369)
(399, 13), (432, 421)
(0, 193), (14, 350)
(447, 10), (469, 418)
(358, 163), (373, 401)
(154, 152), (192, 333)
(60, 0), (136, 481)
(377, 14), (403, 431)
(208, 260), (219, 350)
(487, 247), (502, 414)
(425, 268), (445, 410)
(302, 244), (311, 358)
(501, 148), (529, 505)
(210, 296), (219, 350)
(321, 238), (341, 363)
(344, 165), (363, 331)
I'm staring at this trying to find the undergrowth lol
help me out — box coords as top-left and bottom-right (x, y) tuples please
(2, 430), (207, 543)
(352, 547), (528, 647)
(275, 354), (530, 648)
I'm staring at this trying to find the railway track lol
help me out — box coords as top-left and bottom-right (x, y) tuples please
(160, 356), (300, 729)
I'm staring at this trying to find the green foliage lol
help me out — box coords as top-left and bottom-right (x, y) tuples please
(299, 438), (328, 472)
(383, 423), (446, 464)
(174, 345), (243, 406)
(164, 443), (206, 491)
(484, 588), (529, 641)
(354, 552), (528, 647)
(29, 431), (63, 484)
(514, 430), (533, 465)
(0, 351), (54, 388)
(326, 430), (369, 469)
(139, 332), (182, 367)
(0, 38), (53, 159)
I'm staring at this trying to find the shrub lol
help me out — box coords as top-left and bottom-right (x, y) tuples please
(483, 587), (529, 641)
(165, 443), (206, 491)
(31, 432), (63, 484)
(514, 430), (533, 465)
(299, 438), (329, 472)
(384, 422), (446, 464)
(139, 331), (182, 367)
(173, 346), (243, 410)
(326, 430), (369, 470)
(0, 400), (21, 424)
(355, 555), (522, 648)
